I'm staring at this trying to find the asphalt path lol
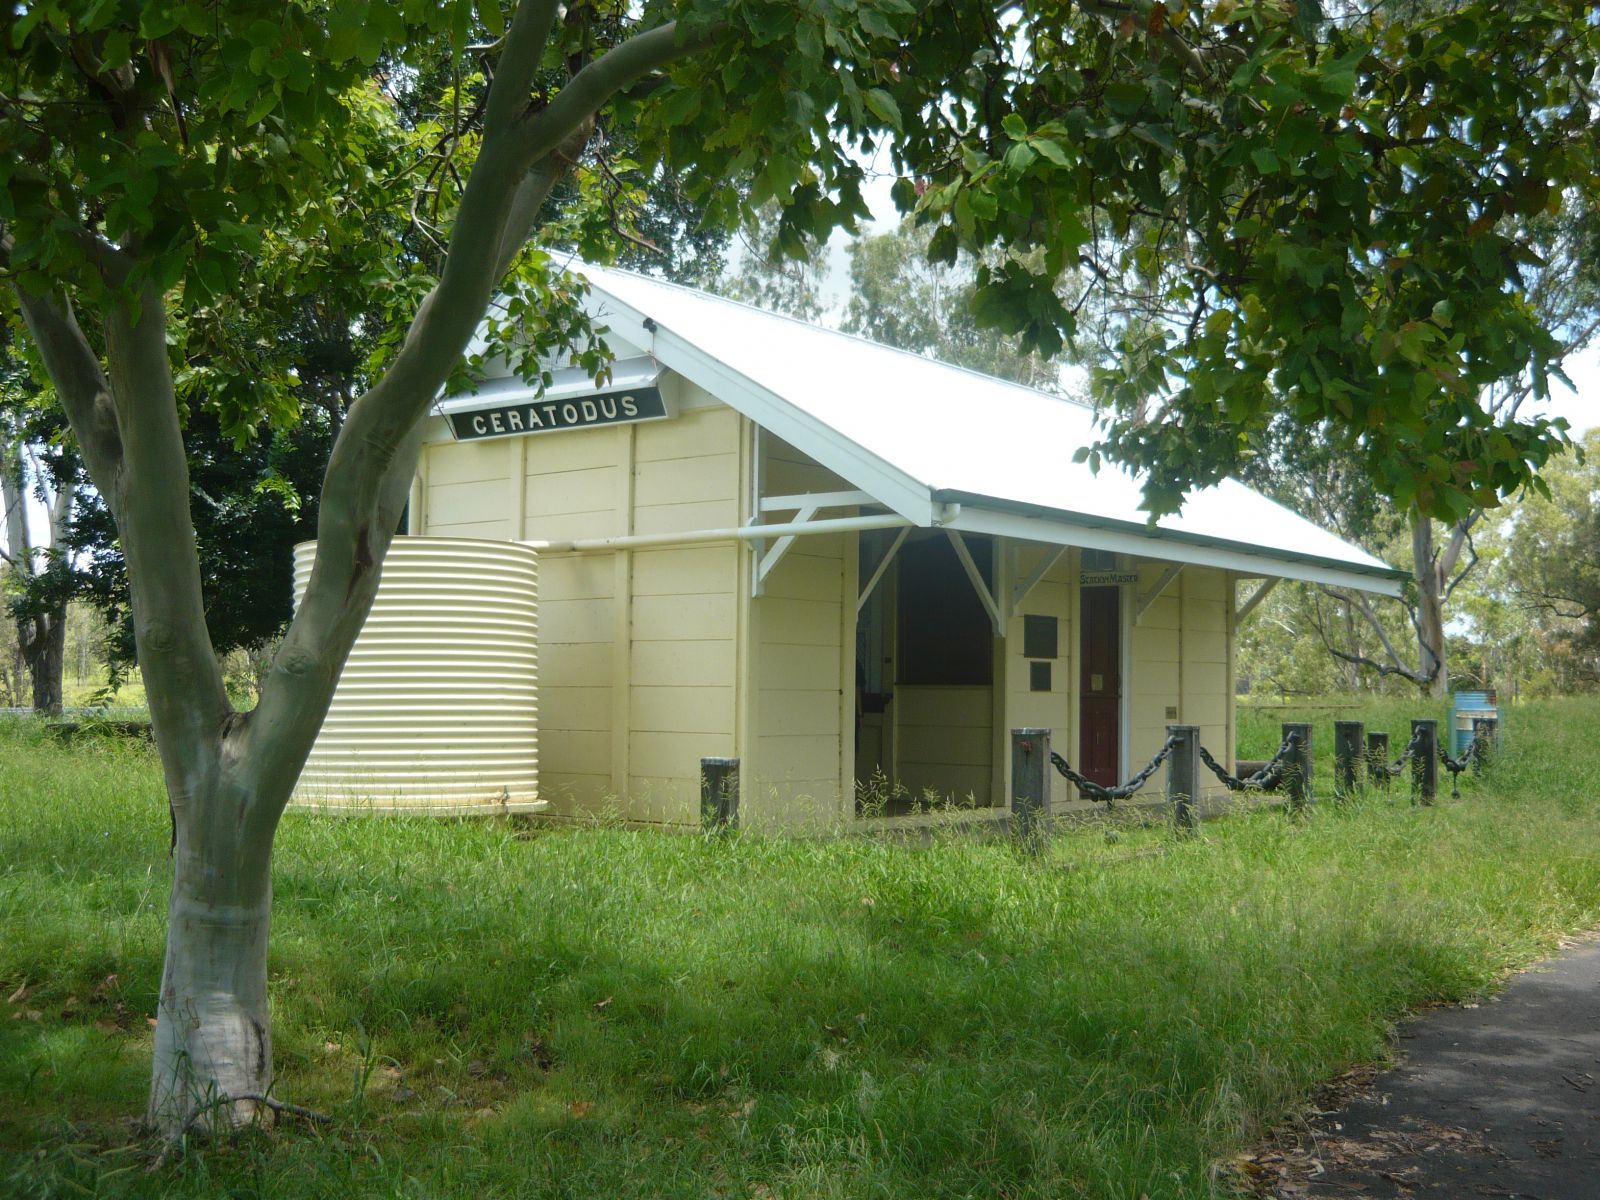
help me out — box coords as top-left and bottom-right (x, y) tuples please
(1278, 937), (1600, 1199)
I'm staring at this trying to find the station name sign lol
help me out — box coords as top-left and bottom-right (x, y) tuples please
(448, 386), (668, 441)
(1080, 570), (1141, 586)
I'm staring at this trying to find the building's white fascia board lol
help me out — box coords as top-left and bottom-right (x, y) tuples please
(434, 356), (660, 416)
(586, 297), (939, 526)
(944, 507), (1406, 598)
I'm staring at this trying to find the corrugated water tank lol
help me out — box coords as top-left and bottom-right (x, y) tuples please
(289, 536), (542, 814)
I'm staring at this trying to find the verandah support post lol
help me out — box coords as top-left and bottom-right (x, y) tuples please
(1166, 724), (1200, 836)
(1366, 731), (1390, 791)
(1411, 720), (1438, 805)
(701, 757), (740, 829)
(1334, 720), (1364, 799)
(1283, 721), (1313, 812)
(1010, 728), (1050, 850)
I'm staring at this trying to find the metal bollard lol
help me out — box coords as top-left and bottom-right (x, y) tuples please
(1411, 720), (1438, 805)
(1334, 720), (1364, 799)
(1366, 731), (1390, 791)
(700, 757), (740, 829)
(1472, 716), (1498, 773)
(1283, 721), (1313, 812)
(1010, 728), (1051, 850)
(1166, 724), (1200, 836)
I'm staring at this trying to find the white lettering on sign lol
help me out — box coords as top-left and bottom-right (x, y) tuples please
(447, 386), (669, 441)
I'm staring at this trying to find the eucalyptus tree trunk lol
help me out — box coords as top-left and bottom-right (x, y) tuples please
(2, 436), (74, 715)
(1412, 515), (1451, 699)
(20, 611), (65, 715)
(148, 762), (274, 1129)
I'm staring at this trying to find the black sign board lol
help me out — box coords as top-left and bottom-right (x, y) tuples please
(448, 386), (668, 441)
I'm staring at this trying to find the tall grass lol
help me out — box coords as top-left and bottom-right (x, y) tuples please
(3, 698), (1599, 1199)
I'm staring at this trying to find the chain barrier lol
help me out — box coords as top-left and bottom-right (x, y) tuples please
(1196, 731), (1300, 793)
(1376, 725), (1426, 777)
(1049, 734), (1179, 808)
(1036, 718), (1489, 816)
(1439, 736), (1486, 798)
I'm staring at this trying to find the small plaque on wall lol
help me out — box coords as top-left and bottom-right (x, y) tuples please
(1030, 661), (1052, 692)
(1023, 614), (1058, 660)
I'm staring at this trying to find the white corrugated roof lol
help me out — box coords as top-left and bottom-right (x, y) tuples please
(559, 264), (1403, 594)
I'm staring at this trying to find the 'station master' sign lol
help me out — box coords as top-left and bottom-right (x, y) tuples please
(448, 386), (669, 441)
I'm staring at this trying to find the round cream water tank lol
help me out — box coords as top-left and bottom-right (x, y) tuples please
(289, 537), (542, 814)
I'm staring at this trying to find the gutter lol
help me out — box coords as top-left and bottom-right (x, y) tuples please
(930, 488), (1410, 584)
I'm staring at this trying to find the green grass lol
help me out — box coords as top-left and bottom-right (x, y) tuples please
(3, 697), (1599, 1198)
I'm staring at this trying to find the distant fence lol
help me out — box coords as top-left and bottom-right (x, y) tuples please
(0, 706), (151, 721)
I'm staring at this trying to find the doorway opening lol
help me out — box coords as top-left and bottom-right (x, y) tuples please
(855, 532), (995, 815)
(1078, 583), (1122, 789)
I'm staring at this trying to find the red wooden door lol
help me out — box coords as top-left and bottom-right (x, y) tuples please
(1079, 585), (1121, 788)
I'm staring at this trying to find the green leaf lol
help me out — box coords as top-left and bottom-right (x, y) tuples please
(1032, 137), (1072, 168)
(864, 88), (901, 130)
(475, 0), (505, 38)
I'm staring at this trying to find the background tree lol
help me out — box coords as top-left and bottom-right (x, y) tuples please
(843, 221), (1063, 389)
(712, 202), (829, 321)
(1484, 428), (1600, 689)
(0, 333), (76, 713)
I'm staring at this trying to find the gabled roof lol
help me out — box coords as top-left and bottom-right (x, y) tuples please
(560, 264), (1404, 596)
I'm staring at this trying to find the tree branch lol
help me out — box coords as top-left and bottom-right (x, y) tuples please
(10, 285), (124, 491)
(102, 282), (230, 774)
(517, 21), (701, 164)
(1314, 583), (1439, 687)
(1442, 527), (1479, 603)
(483, 0), (564, 133)
(491, 122), (593, 281)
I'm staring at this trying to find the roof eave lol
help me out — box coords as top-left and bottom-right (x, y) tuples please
(936, 491), (1407, 597)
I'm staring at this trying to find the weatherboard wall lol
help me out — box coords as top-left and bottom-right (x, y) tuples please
(419, 375), (744, 823)
(416, 365), (1242, 827)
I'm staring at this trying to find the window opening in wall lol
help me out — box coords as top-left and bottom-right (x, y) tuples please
(897, 535), (993, 686)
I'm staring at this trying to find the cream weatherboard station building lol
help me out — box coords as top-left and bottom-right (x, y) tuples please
(398, 264), (1403, 830)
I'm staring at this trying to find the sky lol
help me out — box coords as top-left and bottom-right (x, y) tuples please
(1532, 343), (1599, 436)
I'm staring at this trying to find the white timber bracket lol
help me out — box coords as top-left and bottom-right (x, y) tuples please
(753, 503), (819, 597)
(1233, 577), (1279, 629)
(1011, 545), (1066, 615)
(946, 530), (1006, 637)
(1134, 563), (1184, 626)
(752, 490), (893, 598)
(857, 526), (910, 613)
